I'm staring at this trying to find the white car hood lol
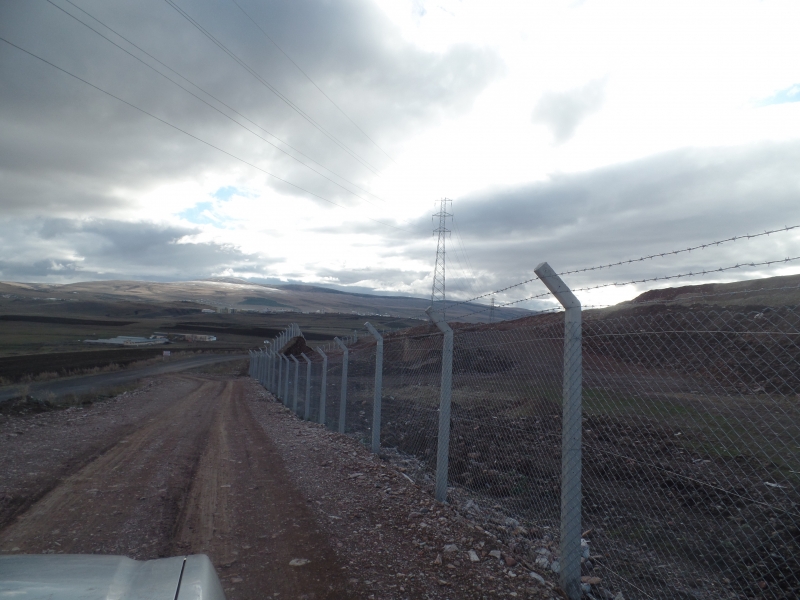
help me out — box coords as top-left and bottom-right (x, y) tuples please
(0, 554), (226, 600)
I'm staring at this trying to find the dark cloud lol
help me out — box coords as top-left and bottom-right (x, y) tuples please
(0, 218), (277, 281)
(532, 78), (606, 143)
(0, 0), (502, 215)
(392, 141), (800, 304)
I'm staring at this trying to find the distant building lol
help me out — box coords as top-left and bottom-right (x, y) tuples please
(201, 308), (216, 313)
(170, 333), (217, 342)
(84, 336), (168, 346)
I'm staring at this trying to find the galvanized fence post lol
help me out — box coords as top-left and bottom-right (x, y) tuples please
(290, 355), (300, 414)
(315, 347), (328, 426)
(264, 350), (269, 387)
(282, 355), (290, 405)
(268, 350), (274, 393)
(426, 307), (453, 504)
(334, 337), (349, 434)
(268, 349), (273, 391)
(365, 322), (383, 454)
(301, 353), (312, 420)
(259, 349), (267, 387)
(534, 261), (582, 600)
(277, 352), (283, 399)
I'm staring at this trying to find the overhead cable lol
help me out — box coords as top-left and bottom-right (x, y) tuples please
(50, 0), (387, 208)
(163, 0), (383, 176)
(227, 0), (396, 164)
(0, 35), (411, 234)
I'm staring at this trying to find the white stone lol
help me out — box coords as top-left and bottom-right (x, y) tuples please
(529, 572), (546, 585)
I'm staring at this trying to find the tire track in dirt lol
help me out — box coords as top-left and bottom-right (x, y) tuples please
(0, 377), (222, 558)
(172, 379), (351, 599)
(0, 377), (207, 531)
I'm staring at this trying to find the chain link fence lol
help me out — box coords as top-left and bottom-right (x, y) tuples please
(252, 300), (800, 600)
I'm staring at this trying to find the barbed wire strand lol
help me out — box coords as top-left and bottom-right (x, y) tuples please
(438, 225), (800, 314)
(455, 256), (800, 320)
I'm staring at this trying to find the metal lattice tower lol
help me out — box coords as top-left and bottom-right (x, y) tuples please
(430, 198), (453, 320)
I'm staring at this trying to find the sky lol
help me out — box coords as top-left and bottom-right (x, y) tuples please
(1, 0), (800, 311)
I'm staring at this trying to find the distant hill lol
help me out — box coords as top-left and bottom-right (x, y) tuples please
(0, 278), (532, 324)
(621, 273), (800, 309)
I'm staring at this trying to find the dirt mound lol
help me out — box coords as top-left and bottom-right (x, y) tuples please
(0, 395), (55, 416)
(281, 335), (315, 357)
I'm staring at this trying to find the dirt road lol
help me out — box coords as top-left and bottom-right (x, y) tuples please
(0, 374), (552, 599)
(0, 353), (246, 402)
(0, 375), (349, 598)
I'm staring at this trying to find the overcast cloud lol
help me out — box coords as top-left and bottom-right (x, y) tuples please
(1, 0), (800, 310)
(532, 78), (607, 143)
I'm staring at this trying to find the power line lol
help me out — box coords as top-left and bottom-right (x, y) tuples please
(226, 0), (396, 165)
(49, 0), (387, 208)
(0, 35), (411, 234)
(163, 0), (383, 177)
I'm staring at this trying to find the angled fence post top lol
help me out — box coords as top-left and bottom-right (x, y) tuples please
(364, 322), (382, 341)
(534, 262), (581, 310)
(425, 306), (453, 334)
(315, 347), (327, 358)
(290, 355), (299, 364)
(334, 337), (348, 352)
(301, 352), (311, 364)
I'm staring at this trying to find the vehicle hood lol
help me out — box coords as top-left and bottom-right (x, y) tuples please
(0, 554), (225, 600)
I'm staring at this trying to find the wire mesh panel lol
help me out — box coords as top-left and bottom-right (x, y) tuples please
(448, 317), (569, 573)
(343, 341), (377, 446)
(253, 305), (800, 599)
(379, 327), (445, 488)
(581, 305), (800, 600)
(325, 352), (344, 432)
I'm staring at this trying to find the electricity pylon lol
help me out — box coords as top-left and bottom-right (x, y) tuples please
(430, 198), (453, 320)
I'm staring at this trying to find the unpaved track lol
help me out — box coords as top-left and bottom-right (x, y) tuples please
(0, 374), (350, 599)
(0, 353), (246, 402)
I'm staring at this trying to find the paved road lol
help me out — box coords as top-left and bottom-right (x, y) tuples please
(0, 353), (246, 402)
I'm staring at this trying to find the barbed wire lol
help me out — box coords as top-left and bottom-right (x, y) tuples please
(436, 225), (799, 315)
(569, 255), (800, 294)
(558, 225), (799, 276)
(455, 256), (800, 321)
